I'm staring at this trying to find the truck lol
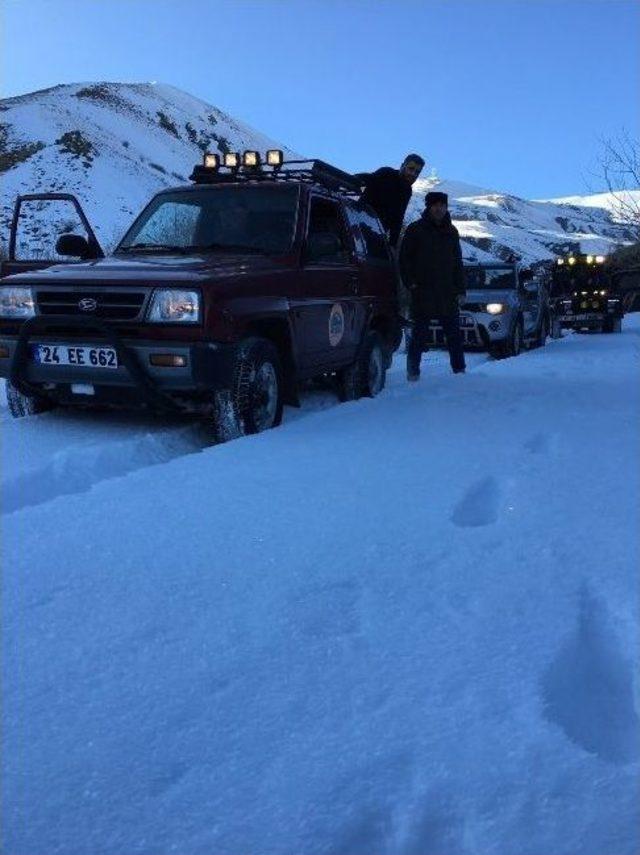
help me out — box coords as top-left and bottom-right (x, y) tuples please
(548, 252), (623, 333)
(423, 261), (552, 359)
(0, 152), (402, 441)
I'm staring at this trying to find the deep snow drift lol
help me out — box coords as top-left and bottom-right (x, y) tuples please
(2, 320), (639, 855)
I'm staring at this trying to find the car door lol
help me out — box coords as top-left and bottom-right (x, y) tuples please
(343, 201), (396, 332)
(2, 193), (103, 279)
(297, 195), (359, 370)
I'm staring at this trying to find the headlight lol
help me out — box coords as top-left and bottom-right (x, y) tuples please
(486, 303), (505, 315)
(147, 289), (200, 324)
(0, 286), (35, 319)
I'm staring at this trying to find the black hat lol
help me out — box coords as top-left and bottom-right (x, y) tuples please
(425, 191), (448, 206)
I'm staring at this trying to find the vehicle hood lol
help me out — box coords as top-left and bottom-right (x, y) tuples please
(463, 289), (518, 307)
(4, 252), (289, 284)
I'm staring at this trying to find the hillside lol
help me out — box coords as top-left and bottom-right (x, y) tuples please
(0, 81), (636, 262)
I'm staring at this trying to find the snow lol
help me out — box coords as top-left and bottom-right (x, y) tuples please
(2, 317), (639, 855)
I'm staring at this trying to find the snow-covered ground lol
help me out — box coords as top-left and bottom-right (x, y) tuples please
(2, 319), (639, 855)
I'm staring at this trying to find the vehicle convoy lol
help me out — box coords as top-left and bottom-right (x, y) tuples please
(0, 152), (401, 439)
(548, 252), (623, 333)
(423, 262), (552, 359)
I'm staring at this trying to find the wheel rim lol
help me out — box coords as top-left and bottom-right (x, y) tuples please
(368, 345), (384, 395)
(252, 362), (279, 431)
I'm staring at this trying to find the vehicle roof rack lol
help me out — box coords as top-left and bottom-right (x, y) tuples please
(189, 158), (362, 197)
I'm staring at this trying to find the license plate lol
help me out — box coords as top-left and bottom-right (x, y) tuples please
(30, 343), (118, 369)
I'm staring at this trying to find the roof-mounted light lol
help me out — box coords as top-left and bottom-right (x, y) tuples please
(595, 255), (606, 264)
(203, 153), (220, 170)
(568, 257), (576, 265)
(586, 255), (594, 264)
(243, 150), (261, 168)
(224, 152), (241, 169)
(556, 258), (564, 266)
(266, 149), (283, 168)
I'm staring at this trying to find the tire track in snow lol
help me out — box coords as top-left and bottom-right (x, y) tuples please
(1, 428), (206, 515)
(0, 350), (492, 517)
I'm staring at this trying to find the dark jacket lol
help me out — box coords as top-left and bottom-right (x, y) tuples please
(399, 211), (466, 317)
(354, 167), (413, 247)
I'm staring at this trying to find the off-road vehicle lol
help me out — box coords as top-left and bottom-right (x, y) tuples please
(548, 252), (623, 333)
(423, 262), (552, 358)
(0, 152), (401, 440)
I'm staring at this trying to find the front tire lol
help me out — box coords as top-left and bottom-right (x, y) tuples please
(212, 338), (283, 443)
(6, 381), (54, 419)
(505, 317), (523, 357)
(338, 330), (387, 401)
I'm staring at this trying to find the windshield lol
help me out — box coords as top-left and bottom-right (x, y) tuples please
(465, 267), (517, 290)
(117, 185), (299, 255)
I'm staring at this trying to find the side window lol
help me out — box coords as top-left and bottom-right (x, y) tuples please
(13, 198), (92, 261)
(306, 197), (350, 263)
(346, 204), (391, 262)
(343, 204), (368, 257)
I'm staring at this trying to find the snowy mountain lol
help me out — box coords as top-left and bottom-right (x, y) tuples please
(407, 178), (638, 265)
(0, 81), (636, 262)
(0, 82), (296, 254)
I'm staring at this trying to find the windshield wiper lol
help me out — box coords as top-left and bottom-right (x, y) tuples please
(119, 243), (191, 254)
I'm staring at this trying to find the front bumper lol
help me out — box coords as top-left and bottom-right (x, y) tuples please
(423, 312), (509, 350)
(0, 315), (238, 412)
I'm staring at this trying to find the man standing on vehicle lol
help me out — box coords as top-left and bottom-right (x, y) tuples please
(400, 191), (467, 380)
(354, 154), (425, 247)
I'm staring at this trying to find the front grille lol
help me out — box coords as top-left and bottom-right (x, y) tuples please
(36, 288), (147, 321)
(464, 302), (487, 312)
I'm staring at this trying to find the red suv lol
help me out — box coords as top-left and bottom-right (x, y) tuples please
(0, 155), (401, 440)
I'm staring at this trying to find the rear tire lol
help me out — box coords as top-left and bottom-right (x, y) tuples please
(338, 330), (386, 401)
(534, 313), (549, 348)
(550, 316), (563, 339)
(212, 338), (283, 443)
(6, 381), (53, 419)
(603, 317), (622, 334)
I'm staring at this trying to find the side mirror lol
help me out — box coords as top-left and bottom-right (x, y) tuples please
(56, 233), (94, 258)
(306, 232), (343, 263)
(523, 281), (538, 294)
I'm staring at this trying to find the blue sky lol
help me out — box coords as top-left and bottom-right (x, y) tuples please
(2, 0), (638, 197)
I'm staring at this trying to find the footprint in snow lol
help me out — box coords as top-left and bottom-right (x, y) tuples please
(542, 585), (640, 764)
(451, 476), (501, 528)
(523, 432), (552, 455)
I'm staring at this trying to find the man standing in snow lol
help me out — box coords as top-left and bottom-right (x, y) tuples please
(354, 154), (425, 247)
(400, 191), (467, 380)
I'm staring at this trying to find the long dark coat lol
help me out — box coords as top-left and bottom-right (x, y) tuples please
(399, 211), (466, 317)
(355, 167), (413, 247)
